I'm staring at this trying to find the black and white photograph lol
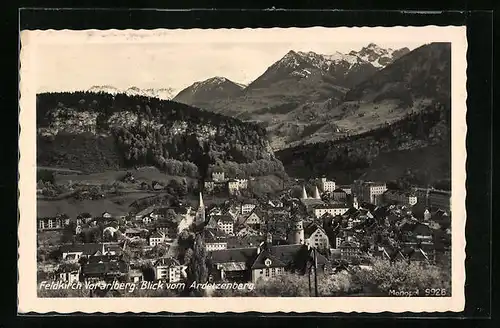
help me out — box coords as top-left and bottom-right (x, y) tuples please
(18, 26), (467, 313)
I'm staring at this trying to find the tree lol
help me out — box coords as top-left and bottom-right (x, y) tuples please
(61, 221), (77, 244)
(183, 233), (208, 297)
(351, 259), (451, 295)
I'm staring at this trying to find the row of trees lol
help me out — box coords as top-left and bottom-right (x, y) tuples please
(211, 259), (451, 297)
(208, 159), (287, 180)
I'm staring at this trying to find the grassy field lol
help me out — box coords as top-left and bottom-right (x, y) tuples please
(54, 166), (197, 186)
(37, 190), (162, 218)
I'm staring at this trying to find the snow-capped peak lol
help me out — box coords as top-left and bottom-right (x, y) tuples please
(324, 51), (360, 65)
(86, 85), (176, 100)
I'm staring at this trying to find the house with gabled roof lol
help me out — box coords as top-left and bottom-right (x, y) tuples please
(56, 262), (81, 283)
(240, 199), (258, 215)
(208, 241), (331, 284)
(304, 223), (330, 250)
(149, 231), (167, 247)
(153, 257), (186, 282)
(205, 228), (228, 251)
(60, 243), (122, 261)
(332, 188), (348, 202)
(240, 208), (265, 229)
(250, 249), (287, 283)
(80, 254), (129, 283)
(312, 203), (349, 219)
(338, 240), (361, 262)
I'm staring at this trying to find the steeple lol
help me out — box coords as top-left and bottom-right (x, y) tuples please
(196, 192), (206, 224)
(301, 185), (308, 200)
(199, 192), (204, 209)
(314, 186), (321, 199)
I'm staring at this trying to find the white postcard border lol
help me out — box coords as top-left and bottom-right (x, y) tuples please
(18, 26), (467, 313)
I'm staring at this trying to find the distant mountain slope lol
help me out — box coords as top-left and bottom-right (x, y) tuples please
(348, 43), (410, 68)
(344, 42), (451, 104)
(172, 44), (416, 151)
(173, 77), (244, 109)
(284, 42), (451, 149)
(36, 92), (282, 177)
(245, 50), (378, 92)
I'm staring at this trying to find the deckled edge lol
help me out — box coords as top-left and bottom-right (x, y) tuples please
(17, 26), (468, 314)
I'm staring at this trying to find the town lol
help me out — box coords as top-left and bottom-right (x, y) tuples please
(36, 170), (452, 297)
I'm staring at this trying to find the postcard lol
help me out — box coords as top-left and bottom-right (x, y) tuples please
(18, 26), (467, 313)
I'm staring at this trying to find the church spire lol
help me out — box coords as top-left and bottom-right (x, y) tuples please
(314, 186), (321, 199)
(196, 192), (206, 225)
(199, 192), (204, 209)
(301, 185), (308, 200)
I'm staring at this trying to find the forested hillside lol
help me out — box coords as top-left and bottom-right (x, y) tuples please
(276, 100), (450, 185)
(37, 92), (282, 178)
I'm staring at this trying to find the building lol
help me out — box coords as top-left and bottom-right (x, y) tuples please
(149, 231), (166, 247)
(304, 223), (329, 250)
(338, 185), (352, 195)
(312, 203), (349, 219)
(228, 179), (240, 195)
(76, 213), (93, 225)
(413, 187), (451, 212)
(338, 240), (361, 261)
(268, 199), (284, 208)
(428, 189), (451, 212)
(37, 214), (70, 231)
(129, 269), (144, 283)
(332, 188), (348, 202)
(205, 228), (228, 251)
(383, 190), (418, 206)
(241, 200), (258, 214)
(56, 262), (81, 283)
(102, 212), (113, 219)
(212, 171), (226, 182)
(80, 255), (129, 283)
(204, 180), (215, 193)
(242, 209), (264, 228)
(319, 177), (336, 193)
(250, 248), (287, 283)
(361, 182), (388, 205)
(208, 243), (331, 284)
(236, 178), (249, 189)
(287, 217), (305, 245)
(60, 243), (122, 261)
(300, 185), (325, 209)
(214, 215), (235, 235)
(153, 257), (186, 282)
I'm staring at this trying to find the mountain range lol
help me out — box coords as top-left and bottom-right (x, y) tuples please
(172, 44), (411, 121)
(87, 85), (177, 100)
(37, 42), (451, 188)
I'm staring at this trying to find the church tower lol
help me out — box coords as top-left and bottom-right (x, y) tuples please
(195, 192), (206, 224)
(287, 217), (304, 245)
(314, 186), (321, 199)
(301, 185), (309, 200)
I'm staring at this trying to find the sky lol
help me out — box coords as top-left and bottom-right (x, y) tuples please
(30, 27), (453, 94)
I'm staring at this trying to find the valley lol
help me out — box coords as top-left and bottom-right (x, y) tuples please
(39, 42), (452, 192)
